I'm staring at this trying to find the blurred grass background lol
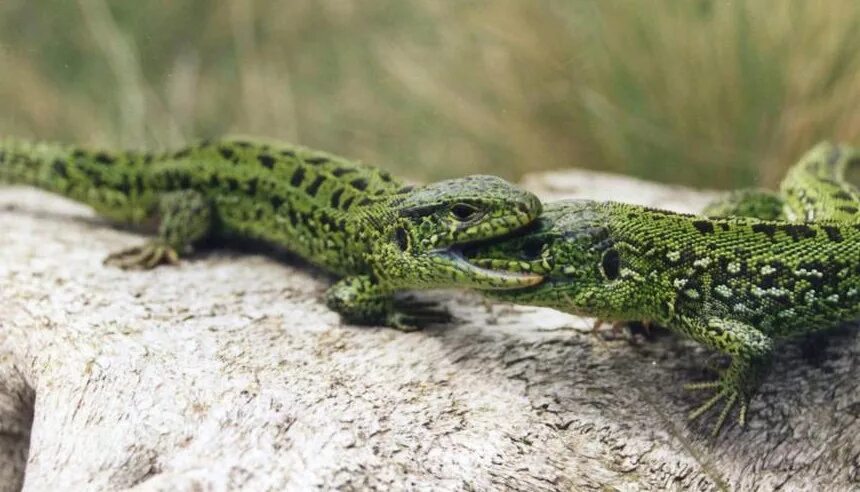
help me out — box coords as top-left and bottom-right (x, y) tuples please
(1, 0), (860, 189)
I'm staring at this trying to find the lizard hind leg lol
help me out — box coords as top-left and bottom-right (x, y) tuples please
(105, 190), (213, 270)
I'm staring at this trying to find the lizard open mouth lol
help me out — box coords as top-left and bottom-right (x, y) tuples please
(434, 246), (544, 289)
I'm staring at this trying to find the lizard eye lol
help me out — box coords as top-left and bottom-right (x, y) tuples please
(600, 248), (620, 280)
(450, 203), (481, 221)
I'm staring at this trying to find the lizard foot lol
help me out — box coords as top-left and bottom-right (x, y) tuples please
(592, 319), (655, 342)
(104, 242), (180, 270)
(684, 377), (749, 437)
(592, 319), (627, 337)
(387, 299), (454, 332)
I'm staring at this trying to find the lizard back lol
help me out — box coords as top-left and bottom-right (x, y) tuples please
(608, 203), (860, 337)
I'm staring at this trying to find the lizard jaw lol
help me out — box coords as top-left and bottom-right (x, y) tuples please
(433, 247), (544, 289)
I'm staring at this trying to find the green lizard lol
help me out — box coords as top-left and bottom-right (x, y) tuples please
(0, 137), (543, 329)
(465, 142), (860, 435)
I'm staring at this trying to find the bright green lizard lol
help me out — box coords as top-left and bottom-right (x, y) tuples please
(465, 142), (860, 435)
(0, 137), (543, 329)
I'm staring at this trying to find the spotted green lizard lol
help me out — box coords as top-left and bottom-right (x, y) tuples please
(0, 137), (543, 329)
(466, 141), (860, 435)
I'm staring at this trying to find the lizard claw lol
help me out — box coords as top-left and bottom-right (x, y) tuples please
(104, 241), (180, 270)
(387, 298), (455, 331)
(685, 378), (749, 437)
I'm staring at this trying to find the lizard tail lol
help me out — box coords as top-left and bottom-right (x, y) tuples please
(1, 138), (64, 189)
(0, 137), (151, 204)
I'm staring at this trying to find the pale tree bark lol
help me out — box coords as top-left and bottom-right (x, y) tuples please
(0, 170), (857, 491)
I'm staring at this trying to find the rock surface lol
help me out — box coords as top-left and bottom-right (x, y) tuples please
(0, 170), (858, 491)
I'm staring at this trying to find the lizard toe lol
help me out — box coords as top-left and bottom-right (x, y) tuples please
(104, 242), (181, 270)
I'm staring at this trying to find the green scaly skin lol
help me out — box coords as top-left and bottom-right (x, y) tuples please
(0, 136), (543, 329)
(466, 142), (860, 436)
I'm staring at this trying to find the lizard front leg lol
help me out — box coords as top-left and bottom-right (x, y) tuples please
(682, 317), (774, 436)
(105, 190), (213, 270)
(325, 275), (452, 331)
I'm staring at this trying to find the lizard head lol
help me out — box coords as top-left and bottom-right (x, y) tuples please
(463, 200), (633, 318)
(370, 175), (544, 290)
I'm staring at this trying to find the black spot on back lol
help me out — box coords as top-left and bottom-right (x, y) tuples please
(81, 167), (103, 187)
(227, 177), (239, 191)
(174, 148), (191, 159)
(332, 167), (354, 177)
(692, 220), (715, 234)
(751, 223), (777, 238)
(330, 188), (344, 208)
(305, 176), (325, 197)
(290, 167), (306, 187)
(219, 147), (236, 161)
(350, 178), (368, 191)
(341, 196), (355, 210)
(833, 190), (854, 201)
(396, 185), (415, 195)
(305, 157), (329, 165)
(258, 154), (275, 169)
(822, 225), (844, 242)
(838, 205), (859, 214)
(52, 160), (68, 178)
(319, 214), (336, 231)
(280, 149), (296, 158)
(781, 224), (817, 241)
(117, 175), (131, 194)
(95, 152), (115, 165)
(271, 195), (284, 210)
